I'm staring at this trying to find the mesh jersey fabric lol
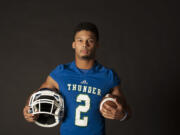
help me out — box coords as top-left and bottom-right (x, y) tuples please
(49, 60), (120, 135)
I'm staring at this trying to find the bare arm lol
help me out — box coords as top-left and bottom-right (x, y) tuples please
(39, 76), (59, 92)
(110, 85), (132, 120)
(25, 75), (59, 105)
(100, 85), (132, 121)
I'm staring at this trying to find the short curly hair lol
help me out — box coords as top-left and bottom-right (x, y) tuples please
(73, 22), (99, 41)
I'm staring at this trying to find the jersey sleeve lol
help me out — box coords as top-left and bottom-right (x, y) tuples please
(49, 64), (63, 83)
(108, 69), (121, 89)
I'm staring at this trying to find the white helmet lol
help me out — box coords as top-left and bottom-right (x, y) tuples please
(28, 88), (64, 128)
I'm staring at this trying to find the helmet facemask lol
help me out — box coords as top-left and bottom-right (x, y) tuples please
(29, 89), (64, 128)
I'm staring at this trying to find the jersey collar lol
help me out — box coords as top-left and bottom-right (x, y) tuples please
(71, 60), (99, 74)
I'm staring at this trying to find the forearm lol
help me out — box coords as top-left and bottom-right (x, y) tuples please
(110, 86), (132, 120)
(25, 80), (59, 106)
(39, 83), (58, 92)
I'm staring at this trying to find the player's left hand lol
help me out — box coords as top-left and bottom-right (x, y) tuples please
(100, 98), (126, 120)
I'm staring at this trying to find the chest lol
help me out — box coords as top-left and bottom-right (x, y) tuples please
(56, 73), (111, 106)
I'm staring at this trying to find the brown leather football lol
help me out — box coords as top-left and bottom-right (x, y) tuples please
(99, 94), (117, 111)
(104, 100), (117, 109)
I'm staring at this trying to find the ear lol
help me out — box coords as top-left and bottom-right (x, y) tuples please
(72, 41), (75, 49)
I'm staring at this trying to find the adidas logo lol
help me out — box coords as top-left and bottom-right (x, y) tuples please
(80, 80), (88, 84)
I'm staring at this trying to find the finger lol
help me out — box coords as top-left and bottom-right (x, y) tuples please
(26, 114), (38, 121)
(100, 107), (116, 119)
(103, 103), (116, 111)
(113, 101), (124, 112)
(24, 105), (30, 110)
(23, 109), (36, 120)
(24, 115), (34, 121)
(101, 108), (118, 119)
(23, 106), (34, 116)
(26, 112), (34, 116)
(101, 107), (112, 114)
(25, 118), (35, 122)
(24, 114), (34, 119)
(113, 110), (126, 120)
(25, 115), (34, 119)
(101, 107), (125, 120)
(24, 114), (38, 122)
(101, 103), (126, 119)
(24, 112), (34, 118)
(103, 104), (117, 115)
(23, 106), (30, 113)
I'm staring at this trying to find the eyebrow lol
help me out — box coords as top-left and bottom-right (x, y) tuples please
(75, 37), (95, 40)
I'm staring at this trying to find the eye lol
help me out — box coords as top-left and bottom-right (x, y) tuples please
(88, 39), (95, 44)
(77, 39), (83, 43)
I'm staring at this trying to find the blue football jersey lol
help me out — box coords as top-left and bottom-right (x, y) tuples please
(49, 60), (120, 135)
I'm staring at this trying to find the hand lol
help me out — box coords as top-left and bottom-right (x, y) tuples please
(100, 97), (126, 120)
(23, 105), (38, 122)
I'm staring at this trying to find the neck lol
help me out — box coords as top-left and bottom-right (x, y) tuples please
(75, 58), (95, 69)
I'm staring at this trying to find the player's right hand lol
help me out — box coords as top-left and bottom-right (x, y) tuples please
(23, 105), (38, 122)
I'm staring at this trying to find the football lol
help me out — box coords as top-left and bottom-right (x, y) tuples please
(99, 94), (117, 112)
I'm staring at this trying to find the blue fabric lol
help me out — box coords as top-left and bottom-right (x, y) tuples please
(79, 69), (89, 73)
(49, 60), (120, 135)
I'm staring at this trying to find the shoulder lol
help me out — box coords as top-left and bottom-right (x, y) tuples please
(98, 63), (120, 88)
(97, 62), (118, 76)
(50, 61), (73, 73)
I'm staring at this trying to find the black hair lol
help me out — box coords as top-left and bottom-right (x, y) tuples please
(73, 22), (99, 41)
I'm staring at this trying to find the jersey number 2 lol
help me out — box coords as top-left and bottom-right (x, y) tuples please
(75, 94), (90, 127)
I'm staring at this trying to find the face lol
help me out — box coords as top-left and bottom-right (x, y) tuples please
(72, 30), (99, 60)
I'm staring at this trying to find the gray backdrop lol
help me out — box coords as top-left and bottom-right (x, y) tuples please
(0, 0), (178, 135)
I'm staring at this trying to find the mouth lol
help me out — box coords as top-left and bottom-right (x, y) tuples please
(81, 50), (89, 54)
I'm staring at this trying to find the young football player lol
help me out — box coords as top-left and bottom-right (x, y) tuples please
(23, 22), (131, 135)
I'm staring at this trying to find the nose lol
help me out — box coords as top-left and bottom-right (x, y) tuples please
(83, 41), (89, 47)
